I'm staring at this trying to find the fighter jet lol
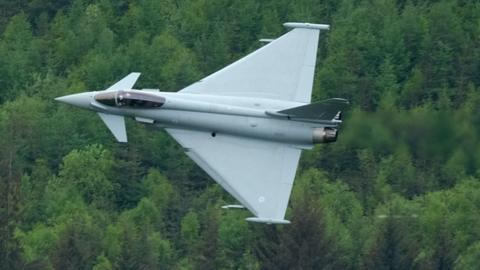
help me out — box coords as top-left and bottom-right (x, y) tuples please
(56, 22), (348, 224)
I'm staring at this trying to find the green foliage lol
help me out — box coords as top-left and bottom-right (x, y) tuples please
(180, 211), (199, 255)
(92, 255), (113, 270)
(50, 214), (102, 270)
(15, 224), (58, 265)
(59, 144), (115, 208)
(454, 241), (480, 270)
(0, 0), (479, 268)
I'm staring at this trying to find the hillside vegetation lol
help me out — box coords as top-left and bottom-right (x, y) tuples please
(0, 0), (479, 269)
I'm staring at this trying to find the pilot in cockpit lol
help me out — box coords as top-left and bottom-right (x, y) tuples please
(95, 90), (165, 108)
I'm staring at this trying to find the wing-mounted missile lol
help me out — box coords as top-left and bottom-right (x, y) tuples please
(221, 204), (245, 209)
(246, 217), (291, 225)
(259, 38), (275, 43)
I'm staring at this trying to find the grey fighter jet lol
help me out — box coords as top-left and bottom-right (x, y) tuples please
(56, 22), (348, 224)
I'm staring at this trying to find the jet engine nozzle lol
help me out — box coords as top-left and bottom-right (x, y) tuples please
(312, 127), (338, 144)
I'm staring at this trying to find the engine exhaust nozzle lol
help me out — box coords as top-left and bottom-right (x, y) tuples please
(313, 127), (338, 144)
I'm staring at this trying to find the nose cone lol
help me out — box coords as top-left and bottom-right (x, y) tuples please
(55, 92), (93, 109)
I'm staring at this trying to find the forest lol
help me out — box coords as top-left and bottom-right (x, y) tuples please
(0, 0), (479, 269)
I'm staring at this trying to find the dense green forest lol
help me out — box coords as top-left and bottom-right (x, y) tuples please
(0, 0), (479, 269)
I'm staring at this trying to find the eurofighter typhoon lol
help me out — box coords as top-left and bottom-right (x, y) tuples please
(56, 22), (348, 224)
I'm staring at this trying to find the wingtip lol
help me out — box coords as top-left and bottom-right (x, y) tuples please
(246, 217), (291, 225)
(332, 98), (350, 105)
(283, 22), (330, 30)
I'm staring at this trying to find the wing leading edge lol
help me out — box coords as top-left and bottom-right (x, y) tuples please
(166, 128), (302, 223)
(180, 23), (329, 103)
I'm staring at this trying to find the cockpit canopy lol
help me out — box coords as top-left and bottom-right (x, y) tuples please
(94, 90), (165, 108)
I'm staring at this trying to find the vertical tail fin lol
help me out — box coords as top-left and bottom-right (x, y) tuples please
(275, 98), (349, 121)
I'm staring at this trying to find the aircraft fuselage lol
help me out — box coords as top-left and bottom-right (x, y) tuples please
(56, 89), (338, 148)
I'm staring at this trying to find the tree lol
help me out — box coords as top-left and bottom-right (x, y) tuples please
(180, 211), (200, 256)
(0, 97), (49, 269)
(217, 211), (251, 268)
(454, 242), (480, 270)
(58, 144), (116, 209)
(363, 196), (420, 270)
(194, 206), (221, 270)
(50, 213), (102, 270)
(254, 169), (350, 269)
(0, 13), (39, 101)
